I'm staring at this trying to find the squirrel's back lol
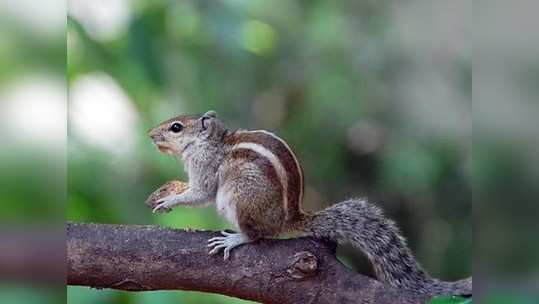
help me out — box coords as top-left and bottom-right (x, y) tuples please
(223, 130), (305, 222)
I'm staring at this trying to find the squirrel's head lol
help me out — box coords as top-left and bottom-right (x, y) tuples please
(148, 110), (226, 155)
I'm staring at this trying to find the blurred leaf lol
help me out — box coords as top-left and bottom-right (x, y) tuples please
(241, 20), (277, 56)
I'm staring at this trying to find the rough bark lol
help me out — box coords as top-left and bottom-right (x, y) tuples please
(67, 222), (429, 304)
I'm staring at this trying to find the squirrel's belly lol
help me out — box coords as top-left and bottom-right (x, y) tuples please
(215, 185), (239, 230)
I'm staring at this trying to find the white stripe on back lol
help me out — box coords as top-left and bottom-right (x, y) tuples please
(254, 130), (304, 206)
(232, 130), (304, 216)
(233, 141), (289, 212)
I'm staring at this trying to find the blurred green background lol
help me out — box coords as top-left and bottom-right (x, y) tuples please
(0, 0), (65, 303)
(4, 0), (539, 303)
(66, 1), (471, 303)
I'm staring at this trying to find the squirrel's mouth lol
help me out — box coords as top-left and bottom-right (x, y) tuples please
(149, 133), (175, 155)
(153, 142), (176, 155)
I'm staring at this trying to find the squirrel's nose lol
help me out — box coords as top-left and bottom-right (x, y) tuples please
(148, 128), (160, 139)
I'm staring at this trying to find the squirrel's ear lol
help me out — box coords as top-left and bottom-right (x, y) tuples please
(200, 110), (217, 130)
(203, 110), (217, 118)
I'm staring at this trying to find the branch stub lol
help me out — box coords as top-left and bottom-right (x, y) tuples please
(288, 251), (318, 280)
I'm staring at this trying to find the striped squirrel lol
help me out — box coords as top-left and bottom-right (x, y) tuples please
(148, 110), (472, 297)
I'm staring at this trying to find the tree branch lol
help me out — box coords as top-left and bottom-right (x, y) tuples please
(67, 223), (429, 304)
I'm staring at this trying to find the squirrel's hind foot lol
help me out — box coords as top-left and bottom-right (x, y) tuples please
(208, 231), (251, 260)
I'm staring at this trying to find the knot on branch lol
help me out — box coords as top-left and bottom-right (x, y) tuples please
(288, 251), (318, 280)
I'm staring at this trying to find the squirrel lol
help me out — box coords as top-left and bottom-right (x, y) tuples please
(148, 110), (472, 297)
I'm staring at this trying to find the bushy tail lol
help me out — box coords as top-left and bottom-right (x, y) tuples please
(427, 277), (472, 297)
(297, 198), (472, 296)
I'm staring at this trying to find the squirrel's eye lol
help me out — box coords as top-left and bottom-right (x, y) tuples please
(169, 123), (183, 133)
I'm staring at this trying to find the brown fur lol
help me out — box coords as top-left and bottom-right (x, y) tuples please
(225, 131), (304, 222)
(220, 148), (286, 239)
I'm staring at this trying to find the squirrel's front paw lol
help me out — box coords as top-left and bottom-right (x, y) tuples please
(152, 195), (176, 213)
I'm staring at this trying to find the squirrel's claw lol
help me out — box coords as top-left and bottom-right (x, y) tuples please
(207, 231), (250, 260)
(152, 203), (172, 213)
(152, 195), (176, 213)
